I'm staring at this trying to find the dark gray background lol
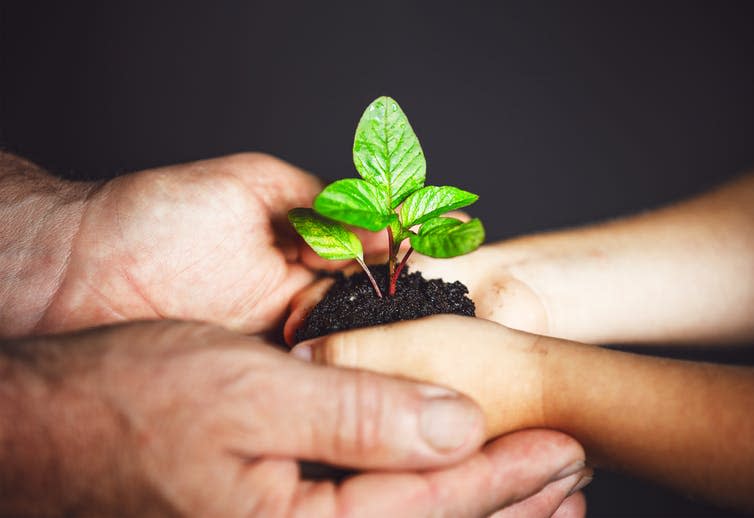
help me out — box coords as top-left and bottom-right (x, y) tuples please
(2, 2), (753, 516)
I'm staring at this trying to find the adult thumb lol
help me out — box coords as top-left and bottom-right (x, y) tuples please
(254, 357), (486, 470)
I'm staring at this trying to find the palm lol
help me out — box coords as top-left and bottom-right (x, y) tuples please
(285, 243), (550, 344)
(401, 247), (549, 335)
(37, 154), (321, 335)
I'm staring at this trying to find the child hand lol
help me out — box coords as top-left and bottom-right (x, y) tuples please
(290, 314), (547, 439)
(284, 242), (550, 345)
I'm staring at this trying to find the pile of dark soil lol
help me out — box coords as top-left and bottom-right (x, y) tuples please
(294, 264), (475, 343)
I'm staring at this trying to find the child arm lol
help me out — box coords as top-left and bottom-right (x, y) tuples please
(292, 315), (754, 512)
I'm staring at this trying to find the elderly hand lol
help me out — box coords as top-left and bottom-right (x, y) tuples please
(2, 152), (324, 337)
(0, 320), (588, 517)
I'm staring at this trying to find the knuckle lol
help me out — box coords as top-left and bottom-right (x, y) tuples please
(331, 370), (387, 457)
(225, 151), (279, 169)
(320, 333), (350, 366)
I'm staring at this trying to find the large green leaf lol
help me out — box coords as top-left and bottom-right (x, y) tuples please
(288, 208), (363, 260)
(353, 96), (426, 208)
(410, 217), (485, 258)
(399, 186), (479, 227)
(314, 179), (396, 231)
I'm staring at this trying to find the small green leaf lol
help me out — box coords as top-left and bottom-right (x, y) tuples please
(388, 218), (411, 245)
(314, 179), (396, 231)
(410, 217), (485, 258)
(288, 208), (363, 260)
(353, 96), (426, 209)
(400, 186), (479, 227)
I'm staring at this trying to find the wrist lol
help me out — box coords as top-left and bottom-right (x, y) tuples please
(486, 231), (619, 343)
(539, 336), (574, 432)
(473, 323), (552, 437)
(539, 337), (633, 468)
(0, 339), (67, 515)
(474, 239), (554, 337)
(0, 153), (97, 337)
(0, 334), (131, 515)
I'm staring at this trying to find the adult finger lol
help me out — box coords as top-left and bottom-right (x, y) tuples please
(249, 355), (487, 470)
(284, 277), (335, 345)
(551, 491), (588, 518)
(489, 470), (591, 518)
(291, 314), (546, 437)
(290, 429), (586, 518)
(222, 152), (323, 218)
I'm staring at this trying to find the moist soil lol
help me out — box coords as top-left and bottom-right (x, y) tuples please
(294, 263), (475, 343)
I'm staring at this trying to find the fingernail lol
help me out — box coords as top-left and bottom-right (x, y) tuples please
(416, 384), (460, 399)
(291, 343), (313, 361)
(568, 475), (593, 496)
(419, 397), (480, 452)
(291, 337), (322, 362)
(551, 460), (585, 482)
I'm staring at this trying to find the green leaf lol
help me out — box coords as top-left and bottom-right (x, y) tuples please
(353, 96), (426, 209)
(313, 179), (396, 231)
(410, 217), (485, 258)
(400, 186), (479, 227)
(288, 208), (363, 260)
(418, 216), (463, 235)
(388, 218), (412, 245)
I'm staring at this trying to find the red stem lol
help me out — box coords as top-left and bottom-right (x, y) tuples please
(356, 257), (383, 298)
(389, 247), (414, 296)
(386, 225), (395, 288)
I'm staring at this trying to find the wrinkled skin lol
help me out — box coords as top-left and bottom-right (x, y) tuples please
(1, 152), (588, 517)
(2, 320), (588, 518)
(36, 153), (322, 336)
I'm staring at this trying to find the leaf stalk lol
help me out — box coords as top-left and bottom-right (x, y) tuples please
(389, 247), (413, 296)
(386, 225), (396, 289)
(356, 257), (383, 298)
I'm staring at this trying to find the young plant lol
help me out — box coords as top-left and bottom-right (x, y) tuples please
(288, 96), (484, 298)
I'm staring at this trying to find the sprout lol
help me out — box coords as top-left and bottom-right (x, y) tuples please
(289, 96), (484, 297)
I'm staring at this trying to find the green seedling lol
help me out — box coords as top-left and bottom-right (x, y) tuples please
(288, 96), (485, 298)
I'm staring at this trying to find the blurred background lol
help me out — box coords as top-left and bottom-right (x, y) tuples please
(2, 2), (752, 516)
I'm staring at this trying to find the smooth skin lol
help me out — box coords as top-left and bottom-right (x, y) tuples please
(288, 173), (754, 512)
(0, 151), (587, 517)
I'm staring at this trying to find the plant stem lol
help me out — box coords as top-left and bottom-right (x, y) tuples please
(389, 247), (414, 296)
(386, 225), (395, 290)
(356, 257), (383, 298)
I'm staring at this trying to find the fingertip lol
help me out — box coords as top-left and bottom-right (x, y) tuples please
(284, 278), (335, 346)
(419, 391), (487, 455)
(276, 361), (487, 470)
(290, 342), (313, 361)
(483, 429), (587, 494)
(552, 491), (587, 518)
(290, 336), (323, 361)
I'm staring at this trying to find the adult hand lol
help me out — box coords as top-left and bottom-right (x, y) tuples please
(2, 152), (323, 337)
(0, 320), (588, 517)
